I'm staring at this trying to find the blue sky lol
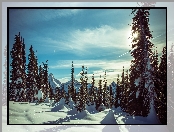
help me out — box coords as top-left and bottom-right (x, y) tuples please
(9, 8), (166, 84)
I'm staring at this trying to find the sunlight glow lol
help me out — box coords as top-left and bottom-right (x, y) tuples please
(133, 32), (138, 38)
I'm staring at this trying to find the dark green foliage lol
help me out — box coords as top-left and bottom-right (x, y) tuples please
(128, 9), (154, 116)
(114, 74), (120, 108)
(103, 71), (110, 108)
(26, 45), (38, 102)
(121, 69), (130, 112)
(76, 66), (87, 112)
(120, 66), (125, 109)
(42, 61), (49, 101)
(48, 82), (54, 100)
(9, 32), (27, 102)
(89, 74), (96, 105)
(37, 65), (44, 102)
(70, 61), (75, 102)
(55, 86), (62, 102)
(109, 85), (114, 108)
(155, 46), (167, 124)
(95, 75), (103, 110)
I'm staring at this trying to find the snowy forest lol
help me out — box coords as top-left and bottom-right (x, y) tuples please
(8, 9), (168, 124)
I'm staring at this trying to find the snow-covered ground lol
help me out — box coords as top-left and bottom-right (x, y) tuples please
(8, 100), (161, 125)
(2, 102), (169, 132)
(3, 101), (169, 132)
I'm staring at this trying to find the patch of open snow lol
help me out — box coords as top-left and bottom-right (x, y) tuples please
(67, 108), (79, 115)
(69, 110), (90, 120)
(146, 100), (161, 124)
(86, 104), (98, 114)
(101, 110), (117, 124)
(51, 103), (68, 112)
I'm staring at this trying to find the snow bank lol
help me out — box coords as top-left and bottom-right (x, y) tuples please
(70, 110), (90, 120)
(146, 101), (161, 124)
(86, 104), (98, 114)
(37, 90), (43, 100)
(51, 103), (68, 112)
(68, 98), (76, 109)
(67, 108), (79, 115)
(101, 110), (117, 124)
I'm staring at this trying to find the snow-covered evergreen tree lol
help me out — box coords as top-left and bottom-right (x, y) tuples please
(152, 47), (159, 104)
(42, 61), (49, 101)
(70, 61), (75, 102)
(55, 87), (62, 102)
(65, 86), (70, 105)
(48, 82), (54, 100)
(84, 67), (89, 105)
(103, 71), (110, 108)
(96, 75), (103, 111)
(155, 46), (167, 124)
(128, 9), (154, 116)
(26, 45), (38, 102)
(89, 74), (96, 105)
(109, 85), (114, 108)
(120, 66), (125, 109)
(114, 74), (120, 108)
(76, 66), (87, 112)
(61, 84), (66, 99)
(37, 65), (44, 103)
(121, 69), (130, 112)
(9, 32), (27, 102)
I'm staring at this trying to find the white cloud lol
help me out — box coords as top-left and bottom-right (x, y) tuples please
(68, 25), (132, 51)
(42, 25), (132, 56)
(49, 59), (131, 70)
(50, 59), (131, 84)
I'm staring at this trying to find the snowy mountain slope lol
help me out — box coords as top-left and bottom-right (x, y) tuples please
(48, 73), (61, 92)
(110, 81), (117, 93)
(48, 73), (102, 93)
(62, 80), (81, 92)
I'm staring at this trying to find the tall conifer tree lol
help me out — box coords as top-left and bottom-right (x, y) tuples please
(38, 65), (44, 102)
(128, 9), (154, 116)
(121, 69), (130, 112)
(156, 46), (167, 124)
(76, 66), (86, 112)
(90, 74), (96, 105)
(9, 32), (26, 102)
(42, 60), (49, 101)
(26, 45), (38, 102)
(120, 66), (125, 109)
(70, 61), (75, 102)
(114, 74), (120, 108)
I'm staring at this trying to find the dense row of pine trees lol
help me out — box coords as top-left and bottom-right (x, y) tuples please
(9, 32), (51, 103)
(9, 9), (168, 124)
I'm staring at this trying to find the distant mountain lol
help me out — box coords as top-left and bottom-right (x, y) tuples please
(62, 80), (81, 92)
(111, 81), (117, 87)
(48, 73), (83, 93)
(48, 73), (117, 94)
(48, 73), (61, 94)
(110, 81), (117, 94)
